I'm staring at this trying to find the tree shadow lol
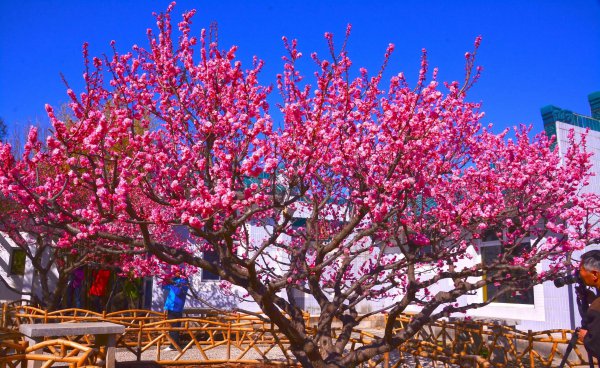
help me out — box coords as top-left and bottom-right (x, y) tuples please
(116, 361), (161, 368)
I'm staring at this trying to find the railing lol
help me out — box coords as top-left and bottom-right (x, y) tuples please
(329, 326), (490, 368)
(1, 303), (594, 367)
(389, 314), (591, 367)
(1, 305), (304, 367)
(0, 328), (100, 368)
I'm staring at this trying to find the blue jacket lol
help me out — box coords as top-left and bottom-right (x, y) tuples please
(163, 277), (189, 313)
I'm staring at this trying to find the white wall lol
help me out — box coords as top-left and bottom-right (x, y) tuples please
(556, 121), (600, 195)
(468, 121), (600, 330)
(0, 232), (34, 302)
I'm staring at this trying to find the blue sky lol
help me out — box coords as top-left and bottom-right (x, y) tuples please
(1, 1), (598, 141)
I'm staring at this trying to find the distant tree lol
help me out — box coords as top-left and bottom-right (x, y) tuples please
(0, 196), (84, 309)
(0, 194), (153, 310)
(0, 5), (599, 367)
(0, 117), (7, 142)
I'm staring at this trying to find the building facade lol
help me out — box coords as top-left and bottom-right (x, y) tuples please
(0, 232), (34, 303)
(460, 91), (600, 330)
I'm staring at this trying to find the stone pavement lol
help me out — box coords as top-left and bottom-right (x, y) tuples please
(112, 325), (461, 367)
(114, 345), (458, 367)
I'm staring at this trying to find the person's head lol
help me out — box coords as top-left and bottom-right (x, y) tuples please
(579, 250), (600, 288)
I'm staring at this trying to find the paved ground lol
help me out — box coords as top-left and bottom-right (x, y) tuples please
(114, 345), (458, 367)
(112, 325), (461, 367)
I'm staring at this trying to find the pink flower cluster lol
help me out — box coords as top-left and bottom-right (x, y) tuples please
(0, 4), (597, 332)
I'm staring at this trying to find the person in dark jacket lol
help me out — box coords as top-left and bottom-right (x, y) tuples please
(66, 267), (85, 309)
(578, 250), (600, 359)
(162, 272), (189, 351)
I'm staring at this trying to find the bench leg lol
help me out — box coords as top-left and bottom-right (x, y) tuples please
(95, 334), (116, 368)
(24, 337), (42, 368)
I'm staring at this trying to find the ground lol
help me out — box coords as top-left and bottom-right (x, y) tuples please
(117, 363), (289, 368)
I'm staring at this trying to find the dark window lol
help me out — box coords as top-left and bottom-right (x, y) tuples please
(481, 242), (534, 305)
(292, 217), (335, 241)
(9, 248), (26, 276)
(202, 249), (220, 281)
(417, 244), (433, 257)
(143, 277), (154, 309)
(291, 218), (306, 228)
(482, 229), (500, 242)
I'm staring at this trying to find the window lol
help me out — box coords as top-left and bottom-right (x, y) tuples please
(292, 217), (338, 242)
(482, 229), (500, 242)
(143, 277), (154, 309)
(417, 244), (433, 257)
(480, 241), (534, 305)
(9, 248), (26, 276)
(202, 249), (220, 281)
(291, 217), (306, 228)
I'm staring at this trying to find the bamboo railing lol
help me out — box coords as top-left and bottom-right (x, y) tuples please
(387, 314), (593, 367)
(0, 327), (26, 368)
(1, 305), (304, 367)
(1, 303), (594, 367)
(0, 332), (100, 368)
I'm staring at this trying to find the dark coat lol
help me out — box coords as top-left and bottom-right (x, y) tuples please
(584, 296), (600, 358)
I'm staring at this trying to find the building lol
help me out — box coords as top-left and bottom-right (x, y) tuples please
(459, 91), (600, 330)
(0, 232), (34, 303)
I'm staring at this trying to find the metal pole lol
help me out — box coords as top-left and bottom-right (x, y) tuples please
(558, 329), (579, 368)
(568, 283), (576, 330)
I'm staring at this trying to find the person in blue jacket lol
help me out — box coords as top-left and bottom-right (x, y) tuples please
(162, 272), (189, 351)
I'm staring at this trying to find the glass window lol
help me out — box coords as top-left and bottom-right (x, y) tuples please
(482, 229), (500, 242)
(417, 244), (433, 257)
(9, 248), (26, 276)
(292, 217), (338, 241)
(481, 241), (534, 305)
(202, 249), (220, 281)
(291, 218), (306, 228)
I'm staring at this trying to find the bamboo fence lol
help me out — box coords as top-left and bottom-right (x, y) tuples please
(0, 330), (99, 368)
(0, 303), (594, 367)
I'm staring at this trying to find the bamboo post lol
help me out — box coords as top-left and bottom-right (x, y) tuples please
(441, 320), (446, 349)
(528, 330), (534, 368)
(480, 324), (484, 356)
(227, 322), (231, 360)
(137, 321), (144, 361)
(1, 302), (6, 328)
(156, 328), (161, 362)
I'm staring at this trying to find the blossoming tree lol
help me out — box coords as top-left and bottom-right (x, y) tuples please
(0, 4), (598, 367)
(0, 202), (80, 309)
(0, 193), (170, 310)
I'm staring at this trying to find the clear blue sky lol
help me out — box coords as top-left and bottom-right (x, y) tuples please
(1, 1), (599, 140)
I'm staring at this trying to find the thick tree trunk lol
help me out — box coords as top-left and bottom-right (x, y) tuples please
(47, 277), (69, 311)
